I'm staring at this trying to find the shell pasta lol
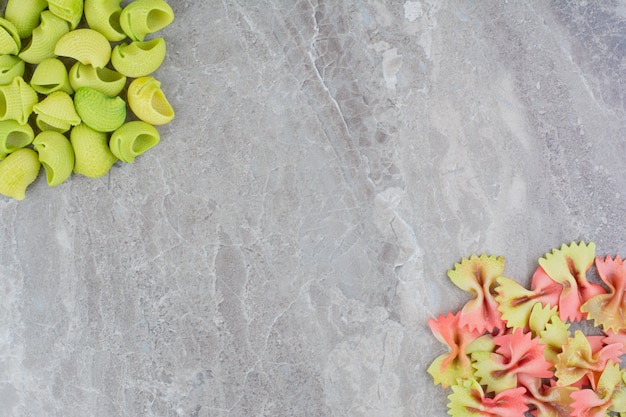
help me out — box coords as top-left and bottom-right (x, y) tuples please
(0, 0), (175, 199)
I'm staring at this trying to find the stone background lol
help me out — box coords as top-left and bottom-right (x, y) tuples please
(2, 1), (626, 416)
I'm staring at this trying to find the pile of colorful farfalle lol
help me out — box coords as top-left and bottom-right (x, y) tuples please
(428, 241), (626, 416)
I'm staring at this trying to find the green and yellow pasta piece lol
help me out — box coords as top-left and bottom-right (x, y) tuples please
(111, 37), (166, 77)
(55, 28), (112, 68)
(0, 55), (25, 86)
(0, 76), (39, 125)
(0, 120), (34, 158)
(48, 0), (84, 29)
(30, 58), (74, 95)
(127, 76), (174, 125)
(19, 11), (70, 65)
(120, 0), (174, 41)
(74, 87), (126, 132)
(33, 131), (75, 187)
(109, 121), (160, 163)
(4, 0), (48, 39)
(0, 148), (40, 200)
(84, 0), (126, 42)
(33, 91), (82, 133)
(70, 123), (118, 178)
(69, 62), (126, 97)
(0, 17), (21, 55)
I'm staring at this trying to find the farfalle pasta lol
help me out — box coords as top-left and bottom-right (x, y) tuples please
(0, 0), (175, 200)
(429, 241), (626, 416)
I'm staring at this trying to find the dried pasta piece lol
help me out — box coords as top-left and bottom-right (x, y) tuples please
(4, 0), (48, 39)
(48, 0), (84, 29)
(447, 254), (505, 333)
(0, 55), (25, 86)
(569, 362), (624, 417)
(74, 87), (126, 132)
(581, 255), (626, 333)
(0, 120), (34, 158)
(33, 91), (81, 133)
(30, 58), (74, 95)
(0, 148), (40, 200)
(447, 378), (528, 417)
(111, 37), (166, 77)
(109, 121), (160, 163)
(120, 0), (174, 41)
(69, 62), (127, 97)
(0, 17), (21, 55)
(32, 131), (75, 187)
(538, 241), (605, 322)
(426, 311), (485, 389)
(84, 0), (127, 42)
(55, 29), (112, 69)
(70, 123), (118, 178)
(127, 76), (174, 125)
(19, 11), (70, 65)
(0, 76), (39, 125)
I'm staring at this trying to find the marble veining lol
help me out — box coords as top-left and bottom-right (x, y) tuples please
(1, 1), (626, 416)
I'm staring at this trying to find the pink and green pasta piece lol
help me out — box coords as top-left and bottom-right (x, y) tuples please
(428, 241), (626, 416)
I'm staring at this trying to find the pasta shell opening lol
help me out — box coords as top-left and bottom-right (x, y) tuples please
(6, 131), (32, 151)
(132, 133), (158, 154)
(146, 9), (171, 32)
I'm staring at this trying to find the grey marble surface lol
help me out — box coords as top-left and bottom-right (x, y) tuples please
(2, 1), (626, 416)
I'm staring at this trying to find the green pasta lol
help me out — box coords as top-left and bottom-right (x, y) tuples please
(19, 11), (70, 64)
(70, 123), (118, 178)
(127, 76), (174, 125)
(48, 0), (84, 29)
(55, 28), (112, 68)
(33, 91), (82, 133)
(84, 0), (126, 42)
(74, 87), (126, 132)
(0, 55), (25, 85)
(120, 0), (174, 41)
(69, 62), (127, 97)
(0, 148), (40, 200)
(0, 76), (39, 125)
(4, 0), (48, 39)
(0, 0), (175, 199)
(109, 121), (160, 163)
(30, 58), (74, 95)
(32, 131), (75, 187)
(0, 17), (21, 55)
(0, 120), (34, 157)
(111, 37), (166, 77)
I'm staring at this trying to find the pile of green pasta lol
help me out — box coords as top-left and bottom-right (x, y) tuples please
(0, 0), (175, 200)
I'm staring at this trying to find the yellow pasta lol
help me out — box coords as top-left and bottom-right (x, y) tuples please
(110, 37), (166, 77)
(30, 58), (74, 95)
(74, 87), (126, 132)
(0, 55), (25, 86)
(120, 0), (174, 41)
(69, 62), (127, 97)
(0, 120), (34, 157)
(70, 123), (118, 178)
(109, 121), (160, 163)
(84, 0), (126, 42)
(4, 0), (48, 39)
(0, 17), (21, 55)
(32, 131), (75, 187)
(0, 76), (39, 125)
(0, 148), (40, 200)
(55, 28), (112, 68)
(48, 0), (84, 29)
(19, 11), (70, 65)
(127, 76), (174, 125)
(33, 91), (82, 133)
